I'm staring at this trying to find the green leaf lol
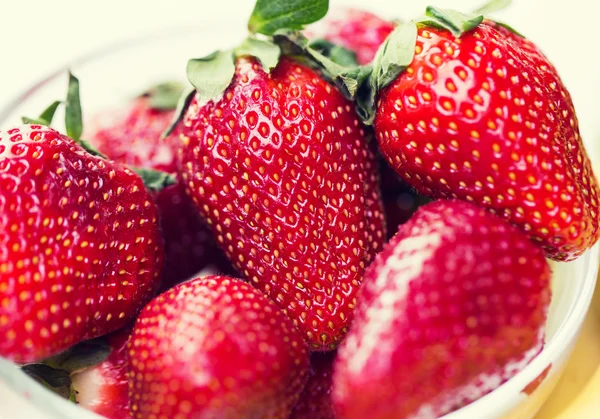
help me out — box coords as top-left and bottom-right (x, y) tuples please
(473, 0), (512, 15)
(21, 116), (50, 125)
(422, 6), (483, 37)
(21, 364), (74, 401)
(187, 50), (236, 104)
(39, 101), (62, 125)
(272, 30), (367, 99)
(248, 0), (329, 35)
(308, 39), (358, 66)
(494, 21), (526, 38)
(65, 72), (83, 141)
(372, 21), (418, 91)
(356, 21), (418, 125)
(144, 82), (185, 111)
(235, 37), (281, 72)
(43, 338), (110, 374)
(132, 167), (177, 192)
(21, 100), (62, 126)
(162, 86), (196, 139)
(0, 358), (101, 419)
(76, 138), (107, 159)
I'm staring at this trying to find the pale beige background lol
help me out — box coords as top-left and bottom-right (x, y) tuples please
(0, 0), (599, 158)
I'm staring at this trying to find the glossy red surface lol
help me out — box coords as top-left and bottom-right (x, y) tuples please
(89, 97), (231, 289)
(128, 276), (309, 419)
(0, 125), (162, 362)
(176, 57), (385, 350)
(333, 200), (551, 419)
(375, 23), (600, 261)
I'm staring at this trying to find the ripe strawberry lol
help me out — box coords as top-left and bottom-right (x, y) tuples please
(374, 18), (600, 261)
(290, 352), (336, 419)
(72, 328), (131, 419)
(0, 124), (163, 363)
(127, 275), (309, 419)
(175, 56), (385, 350)
(332, 200), (551, 419)
(306, 7), (395, 64)
(89, 88), (232, 290)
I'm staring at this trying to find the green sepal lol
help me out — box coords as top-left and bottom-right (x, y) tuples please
(143, 82), (185, 111)
(161, 86), (196, 139)
(355, 21), (418, 125)
(42, 337), (110, 374)
(235, 37), (281, 72)
(248, 0), (329, 36)
(187, 50), (236, 104)
(273, 30), (369, 99)
(132, 167), (177, 192)
(22, 116), (51, 125)
(20, 364), (75, 402)
(308, 39), (358, 66)
(493, 21), (526, 38)
(419, 6), (483, 37)
(21, 100), (62, 126)
(65, 72), (83, 141)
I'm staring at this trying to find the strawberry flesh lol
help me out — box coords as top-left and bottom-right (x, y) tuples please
(127, 275), (309, 419)
(175, 57), (385, 350)
(375, 22), (600, 261)
(0, 125), (163, 363)
(332, 200), (551, 419)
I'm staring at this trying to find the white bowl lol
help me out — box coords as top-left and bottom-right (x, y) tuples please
(0, 21), (598, 419)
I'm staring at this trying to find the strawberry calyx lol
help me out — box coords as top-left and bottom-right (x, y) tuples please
(417, 6), (483, 37)
(22, 100), (62, 126)
(19, 337), (111, 402)
(349, 0), (520, 124)
(141, 81), (185, 111)
(248, 0), (329, 36)
(131, 167), (177, 193)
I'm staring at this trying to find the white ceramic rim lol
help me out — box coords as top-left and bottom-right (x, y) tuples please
(0, 25), (598, 419)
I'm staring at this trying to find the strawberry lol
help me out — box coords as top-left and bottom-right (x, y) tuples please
(290, 352), (336, 419)
(306, 7), (395, 65)
(332, 200), (551, 419)
(89, 86), (232, 290)
(72, 328), (131, 419)
(173, 37), (385, 348)
(367, 10), (600, 261)
(127, 275), (309, 419)
(0, 124), (163, 363)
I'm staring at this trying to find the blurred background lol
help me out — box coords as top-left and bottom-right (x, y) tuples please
(1, 0), (599, 158)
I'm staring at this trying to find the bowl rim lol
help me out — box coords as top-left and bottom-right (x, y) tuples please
(0, 24), (598, 419)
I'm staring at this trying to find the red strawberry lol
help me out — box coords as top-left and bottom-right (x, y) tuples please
(175, 56), (385, 350)
(306, 7), (395, 64)
(0, 124), (163, 363)
(373, 17), (599, 261)
(72, 328), (131, 419)
(88, 95), (177, 173)
(290, 352), (336, 419)
(89, 89), (232, 290)
(127, 275), (309, 419)
(332, 200), (551, 419)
